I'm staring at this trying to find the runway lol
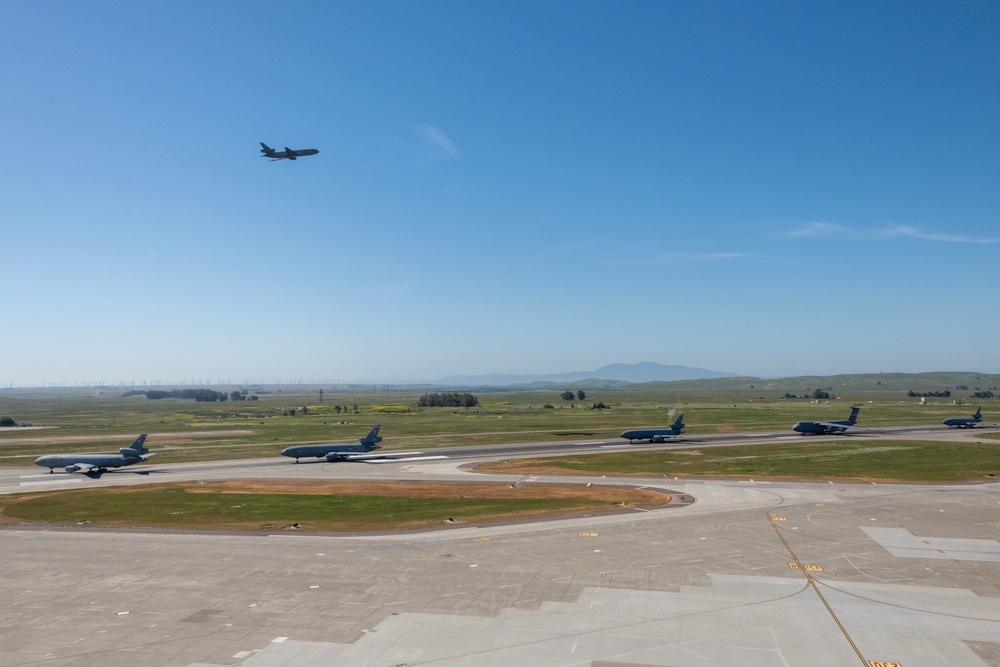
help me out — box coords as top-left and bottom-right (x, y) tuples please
(1, 427), (998, 666)
(1, 422), (989, 495)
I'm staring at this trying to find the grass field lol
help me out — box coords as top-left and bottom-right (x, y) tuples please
(0, 480), (668, 531)
(476, 440), (1000, 482)
(2, 381), (996, 467)
(2, 383), (995, 531)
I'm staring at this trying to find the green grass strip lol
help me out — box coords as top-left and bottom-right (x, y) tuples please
(484, 440), (999, 482)
(3, 487), (617, 530)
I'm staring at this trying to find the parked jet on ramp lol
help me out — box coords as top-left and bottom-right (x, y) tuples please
(259, 142), (319, 160)
(621, 413), (685, 442)
(943, 407), (982, 428)
(34, 434), (153, 477)
(792, 407), (862, 435)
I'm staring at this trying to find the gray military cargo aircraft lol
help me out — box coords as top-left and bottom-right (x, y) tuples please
(792, 406), (862, 435)
(282, 426), (385, 462)
(621, 413), (685, 442)
(943, 407), (982, 428)
(281, 426), (445, 464)
(259, 142), (319, 160)
(34, 434), (153, 477)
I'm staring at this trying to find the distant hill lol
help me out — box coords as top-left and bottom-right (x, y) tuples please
(433, 362), (736, 387)
(612, 371), (1000, 395)
(428, 368), (1000, 394)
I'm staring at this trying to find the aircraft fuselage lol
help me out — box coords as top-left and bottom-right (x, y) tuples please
(942, 418), (979, 428)
(791, 421), (851, 435)
(792, 407), (861, 435)
(280, 442), (379, 462)
(33, 453), (144, 474)
(33, 434), (150, 475)
(259, 143), (319, 160)
(620, 428), (681, 443)
(278, 148), (318, 160)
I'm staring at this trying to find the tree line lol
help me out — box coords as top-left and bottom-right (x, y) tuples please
(784, 389), (831, 399)
(135, 389), (256, 402)
(418, 393), (479, 408)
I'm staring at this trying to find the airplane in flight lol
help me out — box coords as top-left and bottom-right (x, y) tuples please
(792, 406), (862, 435)
(943, 407), (982, 428)
(621, 413), (685, 442)
(259, 142), (319, 160)
(34, 434), (153, 477)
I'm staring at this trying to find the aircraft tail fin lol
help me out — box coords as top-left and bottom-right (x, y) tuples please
(846, 406), (861, 425)
(672, 413), (685, 430)
(259, 142), (275, 156)
(973, 407), (982, 420)
(359, 425), (383, 449)
(120, 434), (148, 457)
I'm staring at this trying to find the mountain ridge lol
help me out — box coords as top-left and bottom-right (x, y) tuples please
(433, 362), (736, 386)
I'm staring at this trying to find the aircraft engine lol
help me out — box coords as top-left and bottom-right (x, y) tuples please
(324, 452), (347, 463)
(64, 465), (81, 473)
(119, 447), (137, 456)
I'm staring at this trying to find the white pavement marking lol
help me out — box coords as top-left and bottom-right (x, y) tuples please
(20, 478), (84, 487)
(862, 527), (1000, 562)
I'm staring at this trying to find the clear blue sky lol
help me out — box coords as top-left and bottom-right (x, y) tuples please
(3, 1), (998, 385)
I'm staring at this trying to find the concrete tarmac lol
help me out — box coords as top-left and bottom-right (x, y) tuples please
(1, 431), (998, 666)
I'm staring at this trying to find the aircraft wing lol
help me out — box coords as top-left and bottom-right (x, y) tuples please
(362, 455), (450, 464)
(344, 450), (425, 461)
(66, 462), (97, 473)
(341, 451), (450, 463)
(816, 422), (864, 431)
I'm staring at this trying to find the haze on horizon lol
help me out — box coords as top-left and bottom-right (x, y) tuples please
(2, 2), (998, 387)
